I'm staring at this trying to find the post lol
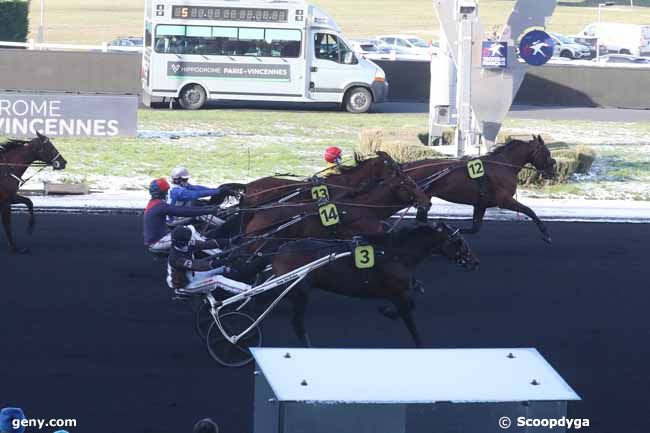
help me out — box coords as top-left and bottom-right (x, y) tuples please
(37, 0), (45, 44)
(454, 0), (478, 157)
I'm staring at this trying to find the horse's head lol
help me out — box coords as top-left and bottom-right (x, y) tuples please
(374, 151), (431, 218)
(424, 222), (479, 270)
(528, 135), (555, 179)
(30, 132), (67, 170)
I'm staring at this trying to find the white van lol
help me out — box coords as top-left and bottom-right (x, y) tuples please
(141, 0), (388, 112)
(581, 22), (650, 56)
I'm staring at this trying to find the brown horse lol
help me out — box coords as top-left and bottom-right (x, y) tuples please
(403, 135), (556, 243)
(0, 133), (67, 253)
(270, 221), (480, 347)
(242, 152), (406, 208)
(242, 155), (432, 253)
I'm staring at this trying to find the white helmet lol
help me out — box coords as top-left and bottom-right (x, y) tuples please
(171, 166), (190, 183)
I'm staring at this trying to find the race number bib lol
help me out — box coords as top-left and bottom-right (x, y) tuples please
(354, 245), (375, 269)
(318, 203), (340, 227)
(311, 185), (329, 201)
(467, 159), (485, 179)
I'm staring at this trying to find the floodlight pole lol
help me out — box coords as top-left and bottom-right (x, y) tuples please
(37, 0), (45, 44)
(454, 4), (478, 157)
(596, 2), (614, 63)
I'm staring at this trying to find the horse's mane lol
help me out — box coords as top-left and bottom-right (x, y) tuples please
(0, 139), (28, 155)
(485, 139), (526, 156)
(336, 151), (376, 174)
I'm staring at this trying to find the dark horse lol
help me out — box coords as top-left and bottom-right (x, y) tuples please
(270, 221), (480, 348)
(0, 133), (67, 253)
(242, 151), (411, 208)
(403, 135), (556, 243)
(242, 153), (432, 253)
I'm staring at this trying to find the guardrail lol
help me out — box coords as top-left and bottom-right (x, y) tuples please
(0, 39), (141, 53)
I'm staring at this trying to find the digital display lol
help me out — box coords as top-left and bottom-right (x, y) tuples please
(171, 6), (288, 22)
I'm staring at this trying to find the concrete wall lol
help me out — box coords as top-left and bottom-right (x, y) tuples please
(0, 48), (141, 94)
(1, 49), (648, 109)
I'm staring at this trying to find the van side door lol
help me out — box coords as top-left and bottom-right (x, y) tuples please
(309, 32), (360, 102)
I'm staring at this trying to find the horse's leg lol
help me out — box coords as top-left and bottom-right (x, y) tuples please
(13, 195), (35, 235)
(394, 293), (422, 348)
(290, 283), (312, 348)
(1, 203), (27, 254)
(460, 205), (487, 234)
(499, 197), (551, 244)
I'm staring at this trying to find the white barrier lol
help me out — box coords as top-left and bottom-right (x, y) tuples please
(252, 348), (580, 433)
(0, 39), (141, 53)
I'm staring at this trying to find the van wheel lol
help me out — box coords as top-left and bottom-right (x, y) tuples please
(344, 87), (372, 113)
(179, 84), (207, 110)
(560, 50), (573, 59)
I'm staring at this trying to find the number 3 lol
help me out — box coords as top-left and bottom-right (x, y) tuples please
(354, 245), (375, 269)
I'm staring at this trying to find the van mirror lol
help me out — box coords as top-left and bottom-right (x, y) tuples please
(343, 51), (356, 65)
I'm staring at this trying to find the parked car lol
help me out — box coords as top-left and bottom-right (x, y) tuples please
(349, 39), (391, 55)
(569, 35), (607, 59)
(580, 22), (650, 56)
(594, 53), (650, 65)
(376, 34), (436, 57)
(549, 32), (591, 59)
(108, 36), (143, 52)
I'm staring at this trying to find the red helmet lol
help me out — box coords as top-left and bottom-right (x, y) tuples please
(149, 178), (170, 198)
(324, 146), (342, 163)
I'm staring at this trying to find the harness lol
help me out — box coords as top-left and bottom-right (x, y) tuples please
(0, 148), (61, 188)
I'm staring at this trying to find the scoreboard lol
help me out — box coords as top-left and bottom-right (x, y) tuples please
(171, 6), (289, 22)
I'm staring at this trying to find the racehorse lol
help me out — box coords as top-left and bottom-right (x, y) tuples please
(403, 135), (556, 243)
(0, 132), (67, 253)
(241, 154), (432, 253)
(242, 152), (408, 208)
(270, 221), (480, 348)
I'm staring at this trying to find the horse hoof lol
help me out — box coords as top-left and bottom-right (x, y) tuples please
(10, 247), (31, 255)
(378, 306), (399, 320)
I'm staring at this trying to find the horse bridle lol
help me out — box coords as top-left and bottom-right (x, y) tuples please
(0, 141), (63, 187)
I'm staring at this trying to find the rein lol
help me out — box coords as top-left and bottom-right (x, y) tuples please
(0, 148), (61, 188)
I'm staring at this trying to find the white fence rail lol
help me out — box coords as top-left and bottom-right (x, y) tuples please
(0, 39), (141, 53)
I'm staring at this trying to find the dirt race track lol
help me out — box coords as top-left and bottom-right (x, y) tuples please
(1, 214), (648, 433)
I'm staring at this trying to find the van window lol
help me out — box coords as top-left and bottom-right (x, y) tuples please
(314, 33), (358, 64)
(396, 38), (410, 47)
(154, 25), (302, 58)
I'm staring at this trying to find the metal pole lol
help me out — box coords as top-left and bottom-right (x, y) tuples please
(455, 14), (474, 157)
(37, 0), (45, 43)
(596, 4), (602, 63)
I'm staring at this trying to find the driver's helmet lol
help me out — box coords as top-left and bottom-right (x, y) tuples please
(149, 178), (170, 199)
(171, 226), (193, 251)
(171, 166), (190, 185)
(324, 146), (342, 164)
(0, 407), (26, 433)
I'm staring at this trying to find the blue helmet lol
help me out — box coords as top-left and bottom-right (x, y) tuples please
(0, 407), (26, 433)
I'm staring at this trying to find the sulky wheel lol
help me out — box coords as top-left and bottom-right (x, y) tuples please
(194, 301), (213, 342)
(205, 311), (262, 367)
